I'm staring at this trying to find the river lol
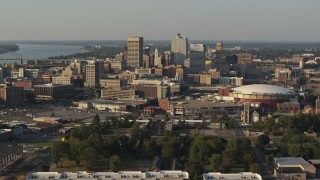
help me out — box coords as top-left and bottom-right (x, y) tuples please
(0, 43), (87, 64)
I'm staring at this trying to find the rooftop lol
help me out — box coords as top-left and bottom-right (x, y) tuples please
(203, 172), (262, 180)
(33, 83), (74, 87)
(26, 171), (189, 180)
(178, 100), (240, 109)
(231, 84), (295, 95)
(277, 167), (304, 174)
(274, 157), (309, 167)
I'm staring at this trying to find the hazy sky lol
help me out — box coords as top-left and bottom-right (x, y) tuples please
(1, 0), (319, 41)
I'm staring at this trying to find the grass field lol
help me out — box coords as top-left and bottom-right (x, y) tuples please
(28, 140), (55, 148)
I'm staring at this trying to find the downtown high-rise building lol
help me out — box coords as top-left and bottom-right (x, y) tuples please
(171, 33), (188, 66)
(127, 36), (143, 70)
(0, 67), (3, 84)
(84, 60), (104, 88)
(188, 44), (205, 74)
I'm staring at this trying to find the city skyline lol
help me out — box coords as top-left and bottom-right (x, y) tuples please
(1, 0), (320, 42)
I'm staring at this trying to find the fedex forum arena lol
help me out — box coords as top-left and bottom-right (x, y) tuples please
(229, 84), (297, 106)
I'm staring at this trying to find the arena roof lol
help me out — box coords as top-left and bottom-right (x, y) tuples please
(231, 84), (295, 95)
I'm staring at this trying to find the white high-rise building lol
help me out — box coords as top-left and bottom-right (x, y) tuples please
(171, 33), (188, 65)
(154, 48), (161, 66)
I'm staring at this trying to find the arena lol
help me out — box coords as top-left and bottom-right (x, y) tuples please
(229, 84), (297, 106)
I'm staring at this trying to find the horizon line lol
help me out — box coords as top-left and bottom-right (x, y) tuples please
(1, 39), (320, 43)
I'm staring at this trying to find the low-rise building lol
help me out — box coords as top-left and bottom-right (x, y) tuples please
(219, 77), (243, 86)
(168, 100), (241, 116)
(26, 171), (189, 180)
(274, 157), (317, 180)
(101, 88), (135, 100)
(203, 172), (262, 180)
(33, 84), (74, 100)
(277, 102), (300, 113)
(78, 100), (127, 112)
(100, 78), (128, 89)
(33, 117), (62, 124)
(52, 76), (73, 84)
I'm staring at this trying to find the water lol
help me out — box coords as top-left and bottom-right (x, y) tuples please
(0, 43), (87, 64)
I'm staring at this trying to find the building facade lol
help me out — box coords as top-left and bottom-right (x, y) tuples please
(52, 76), (73, 85)
(199, 73), (212, 85)
(0, 84), (24, 106)
(100, 79), (127, 89)
(189, 44), (205, 74)
(237, 53), (252, 64)
(84, 60), (104, 88)
(33, 84), (74, 100)
(171, 33), (188, 65)
(101, 88), (135, 100)
(26, 171), (189, 180)
(127, 36), (143, 69)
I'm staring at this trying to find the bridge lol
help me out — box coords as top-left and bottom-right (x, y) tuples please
(0, 48), (72, 65)
(0, 47), (24, 64)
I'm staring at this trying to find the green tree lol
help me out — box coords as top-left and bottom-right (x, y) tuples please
(219, 113), (231, 129)
(222, 138), (252, 167)
(249, 164), (261, 174)
(144, 139), (159, 158)
(209, 154), (223, 172)
(263, 117), (276, 133)
(109, 155), (121, 172)
(161, 133), (184, 160)
(51, 141), (69, 167)
(255, 134), (270, 150)
(82, 147), (98, 169)
(92, 114), (100, 127)
(67, 137), (83, 165)
(187, 135), (210, 179)
(86, 133), (104, 153)
(211, 115), (218, 123)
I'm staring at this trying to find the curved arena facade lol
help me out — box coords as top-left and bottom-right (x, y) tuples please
(229, 84), (297, 106)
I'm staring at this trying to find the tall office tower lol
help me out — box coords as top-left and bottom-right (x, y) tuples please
(0, 67), (3, 84)
(154, 48), (162, 67)
(143, 55), (150, 68)
(189, 44), (205, 74)
(215, 41), (223, 53)
(84, 60), (102, 88)
(127, 36), (143, 70)
(213, 41), (224, 64)
(316, 97), (320, 115)
(171, 33), (188, 65)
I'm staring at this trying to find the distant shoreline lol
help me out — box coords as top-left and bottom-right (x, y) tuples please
(0, 44), (19, 54)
